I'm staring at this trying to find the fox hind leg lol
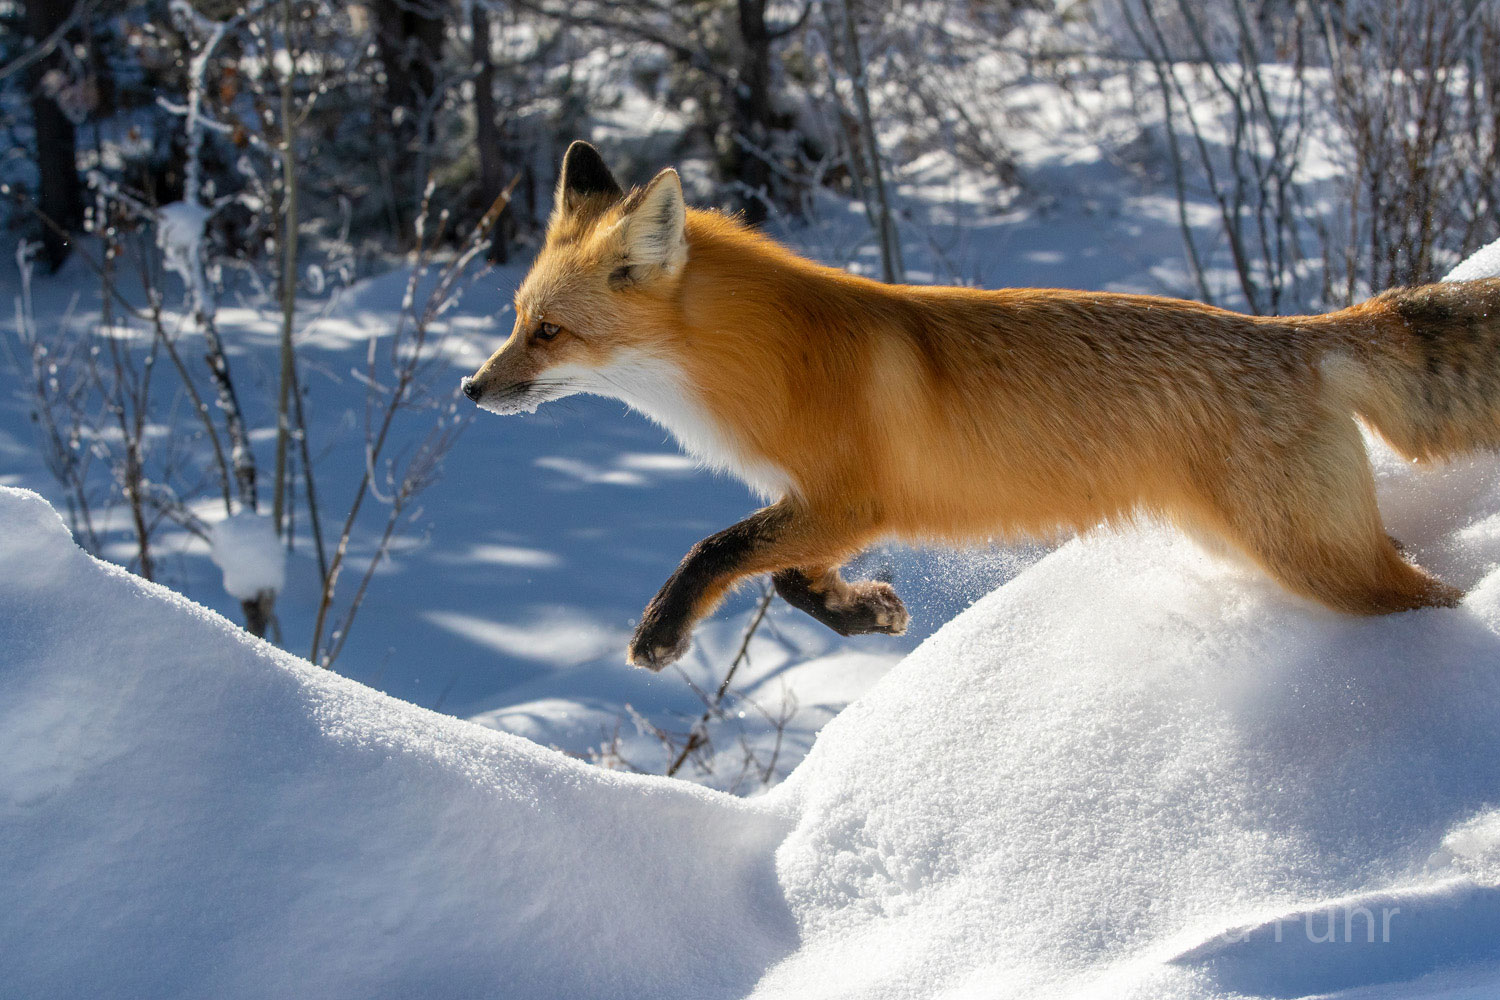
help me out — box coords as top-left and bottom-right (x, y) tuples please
(1193, 418), (1463, 615)
(772, 567), (910, 637)
(1262, 529), (1462, 614)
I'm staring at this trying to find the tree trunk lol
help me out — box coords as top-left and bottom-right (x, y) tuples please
(25, 0), (84, 270)
(374, 0), (444, 123)
(471, 2), (512, 262)
(373, 0), (446, 236)
(242, 591), (275, 640)
(838, 0), (903, 283)
(730, 0), (774, 225)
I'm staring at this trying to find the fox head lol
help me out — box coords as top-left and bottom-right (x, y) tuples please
(460, 141), (692, 416)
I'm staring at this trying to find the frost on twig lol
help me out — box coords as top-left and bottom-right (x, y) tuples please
(209, 512), (287, 603)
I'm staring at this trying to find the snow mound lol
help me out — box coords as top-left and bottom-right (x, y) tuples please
(1169, 879), (1500, 999)
(155, 199), (212, 280)
(753, 440), (1500, 999)
(1442, 235), (1500, 282)
(0, 487), (793, 1000)
(208, 511), (286, 599)
(8, 457), (1500, 997)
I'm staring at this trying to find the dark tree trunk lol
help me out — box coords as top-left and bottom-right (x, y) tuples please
(84, 10), (115, 118)
(374, 0), (444, 116)
(241, 592), (274, 640)
(470, 2), (513, 263)
(25, 0), (84, 270)
(373, 0), (446, 234)
(730, 0), (774, 225)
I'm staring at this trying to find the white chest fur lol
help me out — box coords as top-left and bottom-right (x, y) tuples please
(552, 350), (791, 500)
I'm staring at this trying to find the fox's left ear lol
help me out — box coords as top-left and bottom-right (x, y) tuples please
(613, 168), (687, 284)
(556, 140), (624, 219)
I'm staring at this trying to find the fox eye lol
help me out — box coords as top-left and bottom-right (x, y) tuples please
(534, 322), (561, 342)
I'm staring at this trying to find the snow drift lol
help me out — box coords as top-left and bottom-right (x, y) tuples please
(761, 444), (1500, 998)
(0, 486), (794, 1000)
(7, 445), (1500, 998)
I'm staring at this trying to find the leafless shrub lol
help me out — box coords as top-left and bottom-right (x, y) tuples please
(591, 584), (799, 794)
(877, 0), (1034, 189)
(10, 241), (103, 554)
(308, 179), (513, 668)
(1316, 0), (1500, 300)
(7, 4), (503, 665)
(1114, 0), (1500, 313)
(1118, 0), (1318, 313)
(816, 0), (906, 282)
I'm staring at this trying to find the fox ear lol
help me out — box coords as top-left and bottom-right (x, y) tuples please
(613, 168), (687, 282)
(556, 140), (623, 217)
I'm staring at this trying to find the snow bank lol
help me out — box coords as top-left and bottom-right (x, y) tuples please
(0, 486), (793, 1000)
(9, 418), (1500, 998)
(11, 442), (1500, 999)
(753, 440), (1500, 999)
(1442, 235), (1500, 282)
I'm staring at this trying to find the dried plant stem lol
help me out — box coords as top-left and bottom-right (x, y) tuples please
(666, 584), (776, 777)
(308, 180), (515, 666)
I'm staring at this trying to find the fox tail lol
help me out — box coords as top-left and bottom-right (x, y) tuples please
(1322, 277), (1500, 461)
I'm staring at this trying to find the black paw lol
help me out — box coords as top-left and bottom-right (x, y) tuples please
(628, 617), (692, 671)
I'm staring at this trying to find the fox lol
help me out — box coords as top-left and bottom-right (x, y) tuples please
(463, 140), (1500, 669)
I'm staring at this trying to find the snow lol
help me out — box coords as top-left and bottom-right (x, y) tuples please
(208, 511), (286, 600)
(7, 416), (1500, 997)
(1443, 235), (1500, 282)
(0, 485), (794, 999)
(757, 444), (1500, 998)
(155, 199), (212, 284)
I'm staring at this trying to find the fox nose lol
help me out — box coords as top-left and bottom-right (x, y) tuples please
(460, 375), (481, 401)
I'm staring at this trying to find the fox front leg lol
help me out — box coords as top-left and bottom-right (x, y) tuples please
(628, 503), (906, 670)
(629, 505), (789, 670)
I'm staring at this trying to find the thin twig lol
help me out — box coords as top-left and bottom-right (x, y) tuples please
(666, 584), (776, 778)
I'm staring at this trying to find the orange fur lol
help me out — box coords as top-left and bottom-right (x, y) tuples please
(465, 143), (1490, 668)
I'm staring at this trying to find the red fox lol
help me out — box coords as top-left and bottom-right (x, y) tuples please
(463, 141), (1492, 669)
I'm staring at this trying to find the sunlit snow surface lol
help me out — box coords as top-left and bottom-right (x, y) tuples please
(6, 418), (1500, 998)
(761, 439), (1500, 1000)
(0, 485), (795, 999)
(1442, 234), (1500, 282)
